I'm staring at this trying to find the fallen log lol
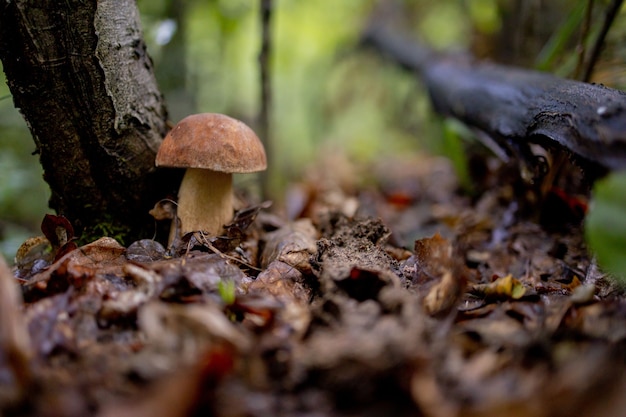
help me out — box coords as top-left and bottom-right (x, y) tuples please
(362, 25), (626, 171)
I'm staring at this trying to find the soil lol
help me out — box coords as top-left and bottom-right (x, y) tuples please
(2, 151), (626, 417)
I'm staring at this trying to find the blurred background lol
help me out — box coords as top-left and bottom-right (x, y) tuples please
(2, 0), (625, 260)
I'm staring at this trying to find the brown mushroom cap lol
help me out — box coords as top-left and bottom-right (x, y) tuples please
(156, 113), (267, 173)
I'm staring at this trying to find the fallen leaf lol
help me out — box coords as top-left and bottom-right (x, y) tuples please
(125, 239), (167, 263)
(14, 235), (53, 279)
(243, 260), (312, 337)
(410, 233), (467, 315)
(423, 270), (465, 316)
(470, 274), (526, 300)
(149, 199), (177, 221)
(414, 233), (452, 265)
(226, 200), (272, 232)
(249, 260), (311, 304)
(412, 232), (454, 283)
(570, 284), (596, 304)
(40, 214), (77, 262)
(137, 300), (250, 366)
(23, 237), (126, 301)
(40, 214), (74, 248)
(98, 263), (163, 324)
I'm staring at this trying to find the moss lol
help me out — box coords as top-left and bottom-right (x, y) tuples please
(77, 218), (132, 247)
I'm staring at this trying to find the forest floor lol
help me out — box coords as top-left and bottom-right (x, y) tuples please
(2, 149), (626, 417)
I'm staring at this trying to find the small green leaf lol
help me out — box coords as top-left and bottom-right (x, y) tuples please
(218, 279), (236, 305)
(585, 170), (626, 282)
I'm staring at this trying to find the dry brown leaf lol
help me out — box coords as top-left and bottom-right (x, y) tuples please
(414, 232), (452, 273)
(98, 263), (163, 323)
(423, 270), (465, 316)
(125, 239), (167, 263)
(411, 232), (464, 283)
(249, 260), (310, 303)
(412, 233), (467, 315)
(24, 237), (126, 300)
(247, 260), (313, 336)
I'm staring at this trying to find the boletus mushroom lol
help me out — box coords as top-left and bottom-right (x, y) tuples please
(156, 113), (267, 242)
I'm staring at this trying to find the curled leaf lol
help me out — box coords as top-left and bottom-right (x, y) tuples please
(40, 214), (77, 262)
(41, 214), (74, 249)
(149, 199), (177, 221)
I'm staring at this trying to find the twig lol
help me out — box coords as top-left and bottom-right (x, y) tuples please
(573, 0), (594, 80)
(258, 0), (273, 200)
(197, 231), (262, 272)
(582, 0), (624, 82)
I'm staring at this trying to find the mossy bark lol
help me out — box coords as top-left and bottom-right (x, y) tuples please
(0, 0), (182, 243)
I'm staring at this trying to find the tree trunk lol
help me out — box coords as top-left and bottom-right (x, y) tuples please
(0, 0), (182, 242)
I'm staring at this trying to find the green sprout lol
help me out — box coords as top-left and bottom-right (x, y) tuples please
(218, 279), (237, 305)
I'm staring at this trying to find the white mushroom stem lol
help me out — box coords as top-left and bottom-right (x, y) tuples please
(173, 168), (233, 242)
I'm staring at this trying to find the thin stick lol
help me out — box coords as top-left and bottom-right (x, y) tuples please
(582, 0), (624, 82)
(258, 0), (273, 200)
(573, 0), (594, 80)
(197, 232), (262, 272)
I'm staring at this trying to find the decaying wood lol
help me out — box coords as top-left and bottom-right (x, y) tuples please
(363, 25), (626, 171)
(0, 0), (182, 241)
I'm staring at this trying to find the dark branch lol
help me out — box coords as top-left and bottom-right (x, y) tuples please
(362, 24), (626, 171)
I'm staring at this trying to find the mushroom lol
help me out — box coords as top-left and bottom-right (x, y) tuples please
(155, 113), (267, 242)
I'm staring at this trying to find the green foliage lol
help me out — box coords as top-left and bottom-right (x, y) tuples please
(139, 0), (480, 195)
(535, 1), (586, 73)
(419, 2), (471, 49)
(441, 119), (473, 193)
(468, 0), (501, 34)
(585, 171), (626, 282)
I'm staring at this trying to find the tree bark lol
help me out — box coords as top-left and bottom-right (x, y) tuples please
(0, 0), (182, 242)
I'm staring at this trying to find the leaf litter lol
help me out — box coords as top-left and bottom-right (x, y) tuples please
(3, 152), (626, 417)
